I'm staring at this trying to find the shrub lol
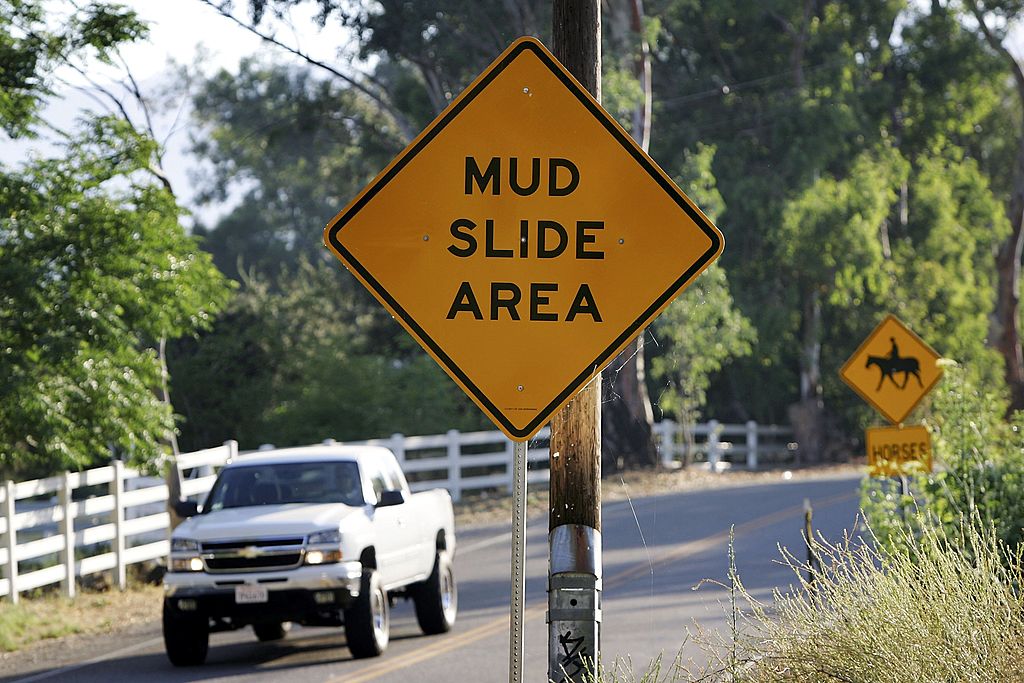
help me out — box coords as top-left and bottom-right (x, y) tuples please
(861, 362), (1024, 555)
(724, 517), (1024, 682)
(588, 516), (1024, 683)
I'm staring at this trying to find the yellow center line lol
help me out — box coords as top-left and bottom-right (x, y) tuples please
(326, 488), (859, 683)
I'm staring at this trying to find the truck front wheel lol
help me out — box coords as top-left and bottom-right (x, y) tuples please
(162, 601), (209, 666)
(413, 551), (457, 635)
(344, 569), (389, 658)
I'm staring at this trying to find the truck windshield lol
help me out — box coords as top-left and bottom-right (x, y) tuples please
(203, 461), (364, 511)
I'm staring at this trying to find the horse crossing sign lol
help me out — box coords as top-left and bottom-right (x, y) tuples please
(840, 315), (943, 425)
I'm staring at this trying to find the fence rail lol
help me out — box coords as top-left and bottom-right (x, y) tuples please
(1, 420), (790, 602)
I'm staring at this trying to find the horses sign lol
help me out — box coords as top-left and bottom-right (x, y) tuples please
(840, 315), (943, 425)
(865, 425), (932, 477)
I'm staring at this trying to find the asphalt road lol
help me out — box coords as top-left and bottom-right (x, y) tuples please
(0, 473), (862, 683)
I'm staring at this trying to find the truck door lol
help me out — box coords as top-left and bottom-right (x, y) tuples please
(383, 457), (430, 577)
(366, 463), (415, 588)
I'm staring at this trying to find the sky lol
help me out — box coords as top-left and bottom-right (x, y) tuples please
(1, 0), (354, 226)
(5, 1), (1024, 228)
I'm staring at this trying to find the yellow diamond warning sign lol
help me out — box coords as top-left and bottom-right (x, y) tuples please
(865, 425), (932, 478)
(323, 37), (723, 441)
(840, 315), (943, 425)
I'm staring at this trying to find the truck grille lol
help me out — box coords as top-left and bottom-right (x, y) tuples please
(200, 537), (305, 573)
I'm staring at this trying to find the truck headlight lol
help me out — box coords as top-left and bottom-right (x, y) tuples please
(307, 530), (341, 545)
(170, 556), (205, 572)
(305, 529), (342, 565)
(171, 537), (200, 552)
(305, 549), (343, 565)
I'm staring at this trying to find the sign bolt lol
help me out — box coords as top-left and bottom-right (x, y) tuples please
(517, 385), (524, 392)
(423, 234), (430, 241)
(522, 87), (531, 95)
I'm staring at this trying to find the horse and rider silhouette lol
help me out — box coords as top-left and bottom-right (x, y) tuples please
(866, 337), (922, 391)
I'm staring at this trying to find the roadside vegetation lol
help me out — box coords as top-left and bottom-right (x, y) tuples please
(0, 584), (161, 653)
(862, 363), (1024, 553)
(589, 514), (1024, 683)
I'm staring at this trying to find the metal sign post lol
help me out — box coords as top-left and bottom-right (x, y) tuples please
(509, 440), (527, 683)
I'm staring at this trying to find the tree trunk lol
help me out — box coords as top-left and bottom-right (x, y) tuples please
(602, 337), (658, 472)
(970, 7), (1024, 411)
(992, 127), (1024, 411)
(791, 289), (824, 463)
(601, 0), (657, 473)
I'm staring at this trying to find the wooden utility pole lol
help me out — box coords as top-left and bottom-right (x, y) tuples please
(549, 383), (601, 530)
(549, 3), (602, 681)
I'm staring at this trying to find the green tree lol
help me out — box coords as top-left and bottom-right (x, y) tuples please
(648, 144), (755, 465)
(189, 58), (399, 278)
(0, 0), (147, 137)
(0, 118), (230, 476)
(778, 147), (907, 458)
(890, 149), (1008, 379)
(646, 0), (906, 439)
(169, 259), (487, 450)
(0, 2), (231, 476)
(952, 0), (1024, 412)
(241, 0), (547, 118)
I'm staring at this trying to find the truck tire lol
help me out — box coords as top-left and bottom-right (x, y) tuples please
(413, 551), (457, 634)
(162, 602), (209, 666)
(253, 622), (289, 642)
(344, 569), (389, 658)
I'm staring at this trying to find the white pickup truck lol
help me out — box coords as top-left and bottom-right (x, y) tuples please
(163, 444), (457, 666)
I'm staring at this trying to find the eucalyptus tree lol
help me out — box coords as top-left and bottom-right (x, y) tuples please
(0, 2), (229, 476)
(953, 0), (1024, 411)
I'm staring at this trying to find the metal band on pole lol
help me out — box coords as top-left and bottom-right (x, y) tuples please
(548, 524), (602, 682)
(509, 439), (528, 683)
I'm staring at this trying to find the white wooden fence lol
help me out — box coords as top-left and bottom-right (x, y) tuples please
(0, 442), (237, 604)
(0, 420), (790, 602)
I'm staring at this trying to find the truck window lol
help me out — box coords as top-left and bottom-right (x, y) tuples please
(204, 461), (364, 511)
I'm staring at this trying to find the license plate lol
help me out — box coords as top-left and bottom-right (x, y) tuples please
(235, 585), (269, 604)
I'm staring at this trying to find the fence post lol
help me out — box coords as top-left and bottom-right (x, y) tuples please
(3, 480), (17, 604)
(746, 420), (759, 470)
(60, 472), (76, 598)
(446, 429), (462, 502)
(708, 420), (721, 472)
(659, 419), (676, 467)
(390, 433), (405, 466)
(111, 460), (127, 591)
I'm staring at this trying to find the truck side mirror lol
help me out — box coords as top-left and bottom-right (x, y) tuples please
(376, 489), (406, 508)
(173, 499), (200, 517)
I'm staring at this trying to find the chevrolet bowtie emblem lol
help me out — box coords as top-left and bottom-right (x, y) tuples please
(239, 546), (261, 559)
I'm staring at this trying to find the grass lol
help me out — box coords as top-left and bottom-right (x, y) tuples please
(729, 517), (1024, 683)
(0, 584), (162, 653)
(587, 514), (1024, 682)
